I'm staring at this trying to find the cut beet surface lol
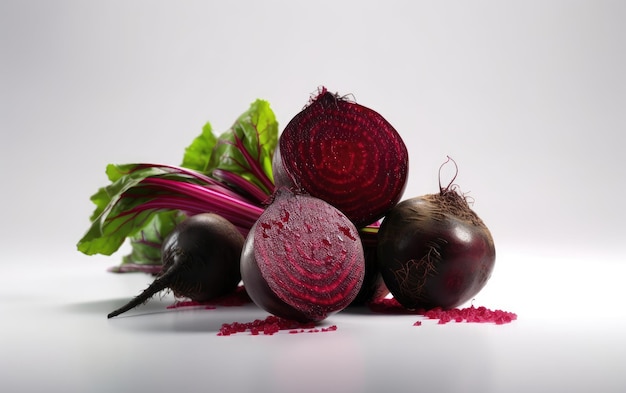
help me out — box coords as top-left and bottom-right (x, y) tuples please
(240, 189), (365, 322)
(273, 88), (409, 227)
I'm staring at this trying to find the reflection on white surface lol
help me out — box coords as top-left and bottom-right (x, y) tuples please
(268, 333), (366, 393)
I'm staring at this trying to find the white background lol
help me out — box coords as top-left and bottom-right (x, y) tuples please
(1, 1), (625, 392)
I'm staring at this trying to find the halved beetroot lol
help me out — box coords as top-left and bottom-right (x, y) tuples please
(273, 88), (409, 227)
(240, 188), (365, 322)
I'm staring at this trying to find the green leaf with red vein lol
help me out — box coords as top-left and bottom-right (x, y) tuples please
(111, 210), (185, 273)
(77, 163), (264, 256)
(77, 100), (277, 264)
(208, 99), (277, 196)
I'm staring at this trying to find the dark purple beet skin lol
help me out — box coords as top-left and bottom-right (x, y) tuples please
(270, 147), (295, 190)
(349, 237), (389, 306)
(272, 88), (409, 228)
(376, 192), (495, 310)
(160, 213), (244, 302)
(240, 189), (365, 322)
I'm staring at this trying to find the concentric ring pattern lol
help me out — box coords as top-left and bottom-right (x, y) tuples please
(253, 193), (365, 321)
(279, 91), (409, 227)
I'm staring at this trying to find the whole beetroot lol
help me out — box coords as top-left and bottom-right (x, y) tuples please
(108, 213), (244, 318)
(377, 160), (495, 310)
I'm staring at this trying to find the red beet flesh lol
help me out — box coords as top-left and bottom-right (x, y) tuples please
(377, 191), (495, 310)
(240, 189), (365, 322)
(273, 88), (409, 227)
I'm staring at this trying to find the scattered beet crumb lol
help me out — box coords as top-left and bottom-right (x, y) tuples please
(367, 297), (420, 315)
(218, 315), (338, 336)
(421, 305), (517, 325)
(368, 297), (517, 325)
(167, 286), (252, 310)
(167, 301), (204, 310)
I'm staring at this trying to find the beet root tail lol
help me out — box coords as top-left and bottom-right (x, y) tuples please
(107, 277), (170, 319)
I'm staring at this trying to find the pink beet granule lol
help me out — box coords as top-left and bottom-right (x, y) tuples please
(369, 297), (517, 325)
(218, 315), (338, 336)
(166, 286), (252, 310)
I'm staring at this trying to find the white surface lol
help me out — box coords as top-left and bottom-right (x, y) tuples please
(1, 1), (625, 392)
(2, 251), (625, 393)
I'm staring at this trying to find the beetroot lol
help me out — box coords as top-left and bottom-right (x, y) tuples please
(240, 188), (365, 322)
(107, 213), (244, 318)
(376, 160), (495, 310)
(272, 88), (409, 227)
(349, 235), (389, 306)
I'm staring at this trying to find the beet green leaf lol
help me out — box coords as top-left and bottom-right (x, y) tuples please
(77, 163), (264, 257)
(207, 99), (277, 196)
(77, 99), (276, 262)
(180, 121), (217, 172)
(110, 210), (185, 273)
